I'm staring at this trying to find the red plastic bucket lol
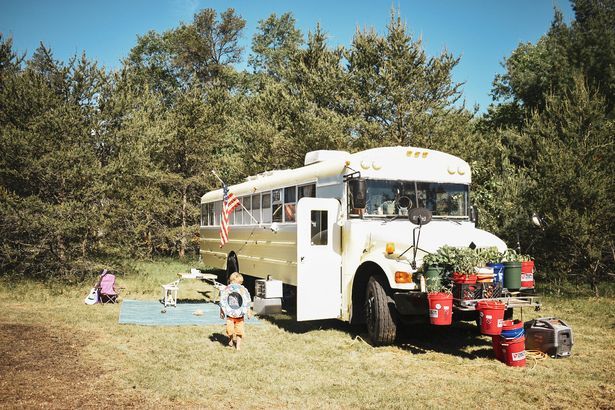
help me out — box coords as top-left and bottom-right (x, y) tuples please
(477, 300), (506, 335)
(521, 260), (535, 288)
(427, 292), (453, 325)
(500, 336), (526, 367)
(502, 319), (523, 332)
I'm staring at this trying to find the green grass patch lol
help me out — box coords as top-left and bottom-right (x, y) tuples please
(1, 260), (614, 408)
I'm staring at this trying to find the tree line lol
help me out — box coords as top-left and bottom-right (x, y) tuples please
(0, 1), (613, 293)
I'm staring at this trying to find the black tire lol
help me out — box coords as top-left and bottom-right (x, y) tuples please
(365, 276), (397, 345)
(225, 253), (239, 284)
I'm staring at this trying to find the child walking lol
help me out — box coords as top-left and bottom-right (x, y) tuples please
(219, 272), (252, 350)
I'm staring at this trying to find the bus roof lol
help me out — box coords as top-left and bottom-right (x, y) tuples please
(201, 146), (471, 202)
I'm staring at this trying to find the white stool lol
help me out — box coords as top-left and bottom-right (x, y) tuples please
(162, 280), (180, 307)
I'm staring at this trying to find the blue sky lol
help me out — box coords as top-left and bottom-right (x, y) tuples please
(1, 0), (574, 111)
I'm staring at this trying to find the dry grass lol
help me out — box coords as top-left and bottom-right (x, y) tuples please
(1, 260), (614, 409)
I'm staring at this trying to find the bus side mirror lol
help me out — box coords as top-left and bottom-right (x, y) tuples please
(348, 178), (367, 209)
(470, 206), (479, 226)
(408, 208), (432, 225)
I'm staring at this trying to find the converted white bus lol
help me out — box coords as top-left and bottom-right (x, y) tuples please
(200, 146), (509, 344)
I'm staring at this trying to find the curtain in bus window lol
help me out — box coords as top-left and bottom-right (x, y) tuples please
(284, 186), (296, 222)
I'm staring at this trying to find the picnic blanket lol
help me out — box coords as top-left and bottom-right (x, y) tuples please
(118, 299), (261, 326)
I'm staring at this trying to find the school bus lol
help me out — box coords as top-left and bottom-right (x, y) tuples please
(200, 146), (519, 344)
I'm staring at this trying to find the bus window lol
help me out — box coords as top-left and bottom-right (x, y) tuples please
(310, 210), (328, 246)
(208, 203), (214, 226)
(233, 199), (241, 225)
(242, 196), (251, 224)
(298, 183), (315, 199)
(251, 193), (261, 223)
(213, 201), (222, 226)
(262, 192), (272, 223)
(272, 189), (283, 223)
(284, 186), (296, 223)
(200, 203), (206, 226)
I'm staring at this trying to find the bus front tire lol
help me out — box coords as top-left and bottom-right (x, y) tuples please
(365, 276), (397, 346)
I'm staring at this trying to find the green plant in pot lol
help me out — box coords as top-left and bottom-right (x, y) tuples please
(422, 245), (462, 288)
(478, 246), (503, 264)
(478, 246), (504, 284)
(451, 247), (483, 284)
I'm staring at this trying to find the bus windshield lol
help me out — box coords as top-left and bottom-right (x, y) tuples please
(358, 180), (469, 218)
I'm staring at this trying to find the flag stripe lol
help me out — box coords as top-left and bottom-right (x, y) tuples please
(220, 184), (240, 247)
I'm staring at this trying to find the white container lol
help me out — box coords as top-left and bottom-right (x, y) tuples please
(255, 279), (283, 299)
(253, 296), (282, 315)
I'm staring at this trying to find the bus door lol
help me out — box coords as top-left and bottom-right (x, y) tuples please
(296, 197), (342, 321)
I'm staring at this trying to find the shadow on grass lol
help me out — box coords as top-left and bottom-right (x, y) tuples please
(262, 313), (492, 360)
(209, 332), (229, 346)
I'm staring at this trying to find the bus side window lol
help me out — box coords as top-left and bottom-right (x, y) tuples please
(213, 201), (222, 225)
(272, 189), (283, 223)
(284, 186), (296, 223)
(262, 192), (272, 223)
(298, 183), (315, 199)
(251, 193), (260, 223)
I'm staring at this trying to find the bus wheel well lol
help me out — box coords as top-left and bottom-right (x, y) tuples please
(351, 262), (388, 325)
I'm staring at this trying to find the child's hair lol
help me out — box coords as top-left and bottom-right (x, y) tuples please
(229, 272), (243, 284)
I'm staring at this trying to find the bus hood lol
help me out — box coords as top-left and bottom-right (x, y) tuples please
(367, 220), (507, 253)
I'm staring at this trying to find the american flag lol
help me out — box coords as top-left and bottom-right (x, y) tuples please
(220, 184), (240, 246)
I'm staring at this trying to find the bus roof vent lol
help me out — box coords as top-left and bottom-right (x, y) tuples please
(304, 150), (349, 166)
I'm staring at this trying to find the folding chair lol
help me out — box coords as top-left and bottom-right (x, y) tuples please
(161, 279), (180, 308)
(96, 270), (123, 304)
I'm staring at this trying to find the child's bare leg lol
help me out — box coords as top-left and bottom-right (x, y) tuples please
(235, 336), (242, 351)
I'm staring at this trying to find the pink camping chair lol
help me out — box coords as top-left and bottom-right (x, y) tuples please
(96, 270), (123, 304)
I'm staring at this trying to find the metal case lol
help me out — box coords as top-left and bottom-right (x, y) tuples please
(524, 317), (574, 358)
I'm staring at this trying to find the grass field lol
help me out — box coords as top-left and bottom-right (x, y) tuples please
(1, 259), (614, 409)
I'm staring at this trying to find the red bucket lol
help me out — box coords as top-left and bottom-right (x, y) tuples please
(521, 260), (535, 288)
(427, 292), (453, 325)
(500, 336), (526, 367)
(477, 300), (506, 335)
(502, 319), (523, 332)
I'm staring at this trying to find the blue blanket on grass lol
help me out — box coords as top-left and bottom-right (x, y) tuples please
(118, 299), (261, 326)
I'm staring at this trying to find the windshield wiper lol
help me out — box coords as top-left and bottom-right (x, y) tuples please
(381, 215), (402, 225)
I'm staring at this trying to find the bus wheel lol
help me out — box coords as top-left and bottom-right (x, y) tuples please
(365, 276), (397, 345)
(225, 253), (239, 284)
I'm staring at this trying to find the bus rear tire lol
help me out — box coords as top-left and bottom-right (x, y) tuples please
(365, 276), (397, 346)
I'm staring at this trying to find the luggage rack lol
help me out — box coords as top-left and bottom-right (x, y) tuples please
(454, 293), (541, 311)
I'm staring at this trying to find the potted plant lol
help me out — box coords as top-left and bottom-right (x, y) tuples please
(479, 246), (504, 284)
(425, 281), (453, 326)
(451, 247), (481, 284)
(501, 249), (524, 290)
(421, 248), (454, 325)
